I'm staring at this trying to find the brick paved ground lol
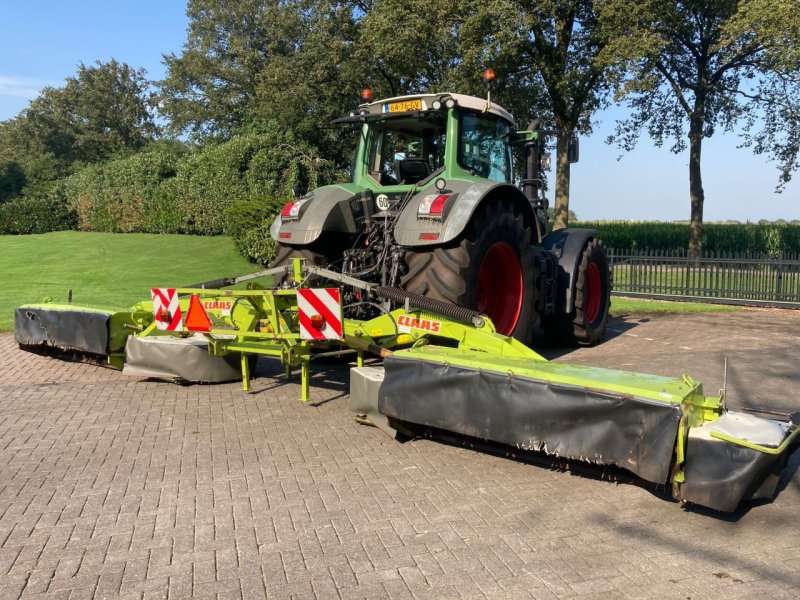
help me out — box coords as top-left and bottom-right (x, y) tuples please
(1, 310), (799, 600)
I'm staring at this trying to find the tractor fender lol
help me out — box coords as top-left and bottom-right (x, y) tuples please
(269, 184), (362, 246)
(393, 181), (537, 247)
(542, 228), (598, 313)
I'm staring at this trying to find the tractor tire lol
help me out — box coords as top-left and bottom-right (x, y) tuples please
(401, 199), (539, 345)
(269, 243), (330, 287)
(544, 238), (610, 345)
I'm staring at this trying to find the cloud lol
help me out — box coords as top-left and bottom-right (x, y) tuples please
(0, 75), (56, 100)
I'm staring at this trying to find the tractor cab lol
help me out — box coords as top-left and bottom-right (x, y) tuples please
(333, 92), (517, 192)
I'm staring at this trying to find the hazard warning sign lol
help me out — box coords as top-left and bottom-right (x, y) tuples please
(151, 288), (183, 331)
(185, 294), (213, 333)
(297, 288), (344, 340)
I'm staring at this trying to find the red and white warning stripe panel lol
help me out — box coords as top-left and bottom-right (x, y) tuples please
(151, 288), (183, 331)
(297, 288), (344, 340)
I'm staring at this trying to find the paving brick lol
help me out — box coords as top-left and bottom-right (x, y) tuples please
(1, 313), (800, 600)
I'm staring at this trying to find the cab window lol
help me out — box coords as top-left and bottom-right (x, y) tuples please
(367, 116), (446, 185)
(458, 113), (511, 183)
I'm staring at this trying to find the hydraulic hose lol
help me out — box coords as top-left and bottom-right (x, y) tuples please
(374, 286), (485, 328)
(186, 277), (237, 290)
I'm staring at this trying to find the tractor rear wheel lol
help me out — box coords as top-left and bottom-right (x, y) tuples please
(401, 200), (539, 345)
(544, 238), (610, 345)
(269, 243), (330, 286)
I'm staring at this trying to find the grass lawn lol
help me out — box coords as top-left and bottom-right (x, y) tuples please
(610, 295), (740, 316)
(0, 231), (741, 333)
(0, 232), (255, 332)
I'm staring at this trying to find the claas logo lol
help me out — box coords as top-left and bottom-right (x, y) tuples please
(202, 300), (233, 313)
(397, 315), (442, 333)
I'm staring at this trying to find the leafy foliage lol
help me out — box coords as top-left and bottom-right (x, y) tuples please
(224, 196), (285, 264)
(0, 160), (26, 203)
(462, 1), (614, 229)
(158, 0), (321, 140)
(0, 60), (158, 205)
(64, 141), (188, 233)
(164, 134), (342, 235)
(0, 197), (76, 234)
(63, 132), (343, 246)
(578, 220), (800, 255)
(600, 0), (800, 254)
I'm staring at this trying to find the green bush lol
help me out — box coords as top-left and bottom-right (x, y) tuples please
(0, 196), (76, 234)
(65, 141), (187, 232)
(223, 196), (286, 265)
(576, 221), (800, 256)
(64, 132), (344, 242)
(165, 134), (342, 235)
(0, 160), (26, 202)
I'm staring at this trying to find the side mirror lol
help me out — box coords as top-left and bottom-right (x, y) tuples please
(567, 136), (579, 163)
(291, 185), (303, 199)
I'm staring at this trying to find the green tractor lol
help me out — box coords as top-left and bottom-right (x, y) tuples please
(270, 85), (610, 345)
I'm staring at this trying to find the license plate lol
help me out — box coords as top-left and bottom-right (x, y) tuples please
(385, 99), (422, 113)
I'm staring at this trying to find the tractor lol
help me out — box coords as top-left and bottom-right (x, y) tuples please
(269, 77), (610, 346)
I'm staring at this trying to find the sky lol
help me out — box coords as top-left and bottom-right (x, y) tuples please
(1, 1), (798, 223)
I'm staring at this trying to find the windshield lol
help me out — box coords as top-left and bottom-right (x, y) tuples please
(367, 114), (446, 186)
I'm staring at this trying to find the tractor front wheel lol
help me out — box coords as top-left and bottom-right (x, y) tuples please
(402, 200), (539, 345)
(544, 238), (610, 345)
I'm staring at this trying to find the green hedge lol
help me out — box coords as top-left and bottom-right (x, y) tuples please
(576, 221), (800, 256)
(223, 196), (286, 265)
(65, 141), (187, 233)
(64, 134), (342, 252)
(0, 196), (76, 234)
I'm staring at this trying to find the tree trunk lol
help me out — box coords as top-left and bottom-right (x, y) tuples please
(552, 131), (571, 231)
(688, 115), (705, 257)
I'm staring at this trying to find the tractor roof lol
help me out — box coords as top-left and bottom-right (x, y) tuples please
(354, 93), (515, 125)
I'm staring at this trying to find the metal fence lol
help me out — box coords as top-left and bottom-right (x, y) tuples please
(608, 249), (800, 309)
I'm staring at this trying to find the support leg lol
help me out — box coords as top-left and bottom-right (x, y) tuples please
(301, 356), (310, 403)
(241, 352), (251, 392)
(357, 351), (364, 368)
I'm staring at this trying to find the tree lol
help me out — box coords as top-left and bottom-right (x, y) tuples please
(601, 0), (800, 255)
(353, 0), (465, 97)
(0, 60), (155, 201)
(160, 0), (467, 159)
(454, 0), (613, 230)
(158, 0), (311, 140)
(23, 59), (156, 163)
(251, 2), (363, 159)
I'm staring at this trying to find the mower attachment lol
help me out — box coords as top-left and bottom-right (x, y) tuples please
(13, 259), (800, 512)
(15, 305), (116, 356)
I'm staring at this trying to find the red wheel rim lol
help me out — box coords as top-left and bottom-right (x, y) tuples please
(476, 242), (523, 335)
(585, 262), (602, 324)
